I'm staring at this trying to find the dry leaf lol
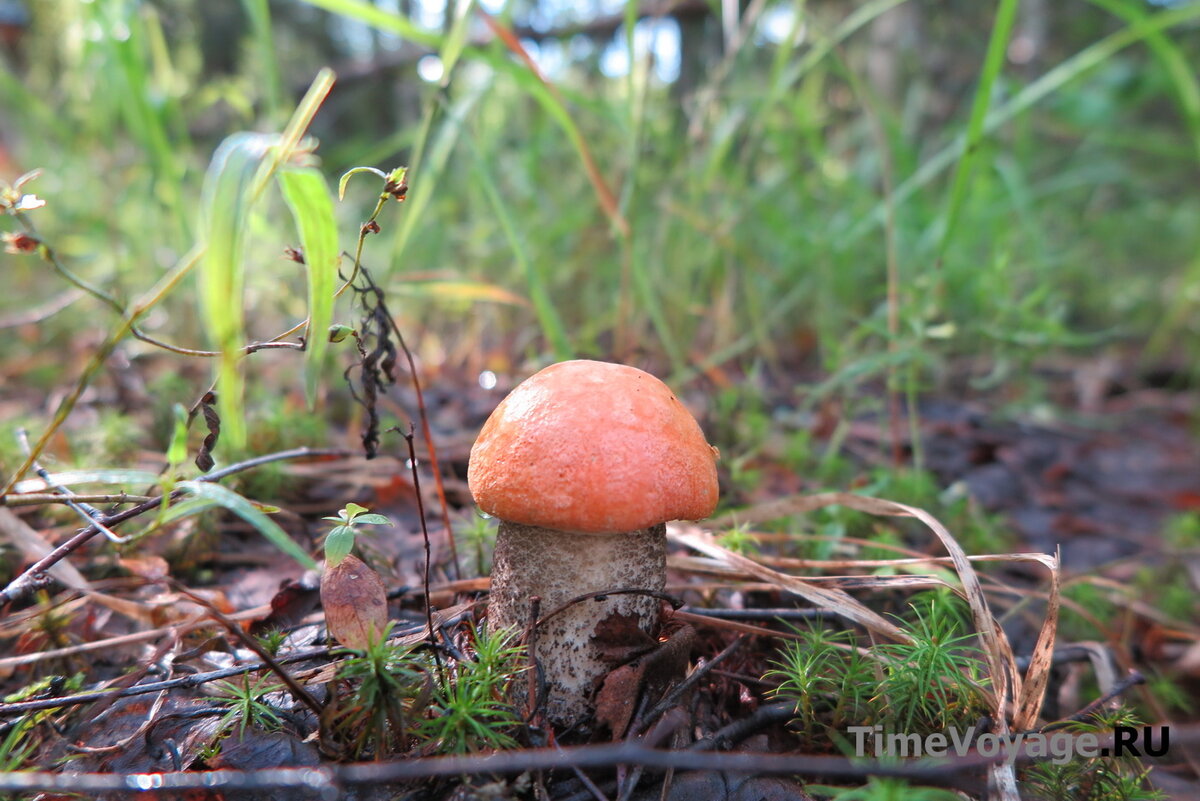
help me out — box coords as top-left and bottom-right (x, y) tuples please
(595, 620), (695, 738)
(320, 555), (388, 650)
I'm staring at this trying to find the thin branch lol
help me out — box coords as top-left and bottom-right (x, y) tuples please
(689, 701), (798, 752)
(5, 732), (1127, 795)
(632, 634), (748, 738)
(1039, 671), (1147, 732)
(376, 275), (461, 581)
(0, 493), (154, 507)
(353, 263), (460, 580)
(395, 424), (443, 675)
(16, 428), (129, 543)
(170, 583), (324, 719)
(536, 588), (683, 630)
(0, 447), (352, 608)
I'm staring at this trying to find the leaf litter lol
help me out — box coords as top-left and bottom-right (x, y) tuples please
(0, 364), (1196, 799)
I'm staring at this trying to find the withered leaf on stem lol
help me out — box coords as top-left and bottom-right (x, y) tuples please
(194, 392), (220, 472)
(320, 554), (388, 650)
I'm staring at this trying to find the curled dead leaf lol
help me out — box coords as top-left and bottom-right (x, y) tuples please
(320, 554), (388, 650)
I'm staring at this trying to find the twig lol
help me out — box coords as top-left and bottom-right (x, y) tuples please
(0, 611), (466, 717)
(1039, 671), (1147, 733)
(0, 733), (1087, 795)
(396, 425), (441, 671)
(169, 584), (324, 719)
(0, 244), (206, 495)
(689, 701), (798, 751)
(0, 287), (86, 328)
(631, 634), (748, 738)
(16, 428), (129, 543)
(369, 266), (460, 581)
(536, 589), (684, 630)
(677, 606), (823, 622)
(0, 493), (154, 507)
(565, 756), (612, 801)
(525, 595), (545, 724)
(10, 210), (307, 360)
(0, 447), (350, 608)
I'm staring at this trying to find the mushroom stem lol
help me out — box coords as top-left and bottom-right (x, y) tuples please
(488, 521), (666, 725)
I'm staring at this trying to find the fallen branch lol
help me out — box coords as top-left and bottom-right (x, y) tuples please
(0, 447), (352, 608)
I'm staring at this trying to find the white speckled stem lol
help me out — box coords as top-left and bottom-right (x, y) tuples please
(488, 521), (666, 726)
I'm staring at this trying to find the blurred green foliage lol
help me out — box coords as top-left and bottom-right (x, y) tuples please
(0, 0), (1197, 410)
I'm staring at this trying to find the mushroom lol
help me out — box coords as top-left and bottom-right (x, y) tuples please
(468, 360), (719, 725)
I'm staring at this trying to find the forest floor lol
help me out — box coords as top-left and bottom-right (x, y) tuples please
(0, 351), (1197, 801)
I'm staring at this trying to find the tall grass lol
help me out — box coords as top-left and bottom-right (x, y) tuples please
(1, 0), (1198, 418)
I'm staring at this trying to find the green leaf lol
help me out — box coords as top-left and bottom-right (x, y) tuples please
(278, 167), (339, 408)
(933, 0), (1020, 272)
(437, 0), (474, 84)
(11, 469), (163, 494)
(167, 403), (189, 468)
(199, 132), (278, 450)
(337, 166), (387, 200)
(177, 480), (317, 570)
(296, 0), (442, 48)
(352, 514), (392, 527)
(342, 502), (370, 519)
(324, 525), (355, 566)
(140, 497), (221, 539)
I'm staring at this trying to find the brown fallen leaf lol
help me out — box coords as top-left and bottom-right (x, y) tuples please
(320, 554), (388, 650)
(591, 610), (656, 665)
(595, 618), (695, 739)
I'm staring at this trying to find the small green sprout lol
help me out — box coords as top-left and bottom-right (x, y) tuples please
(323, 503), (391, 566)
(212, 675), (287, 739)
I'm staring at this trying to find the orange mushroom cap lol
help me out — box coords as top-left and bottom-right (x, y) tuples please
(468, 360), (719, 534)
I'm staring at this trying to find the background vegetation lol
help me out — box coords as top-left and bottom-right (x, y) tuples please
(0, 4), (1197, 796)
(2, 0), (1198, 426)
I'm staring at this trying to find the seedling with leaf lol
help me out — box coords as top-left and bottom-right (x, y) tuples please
(320, 504), (392, 650)
(322, 502), (391, 567)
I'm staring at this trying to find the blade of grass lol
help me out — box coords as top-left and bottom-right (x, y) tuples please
(278, 167), (340, 408)
(199, 132), (278, 451)
(391, 85), (484, 276)
(1087, 0), (1200, 164)
(241, 0), (286, 122)
(177, 481), (317, 570)
(253, 69), (336, 202)
(744, 0), (908, 156)
(932, 0), (1020, 277)
(297, 0), (443, 48)
(1013, 549), (1060, 731)
(845, 2), (1200, 244)
(389, 280), (531, 307)
(464, 118), (573, 359)
(198, 69), (334, 447)
(438, 0), (476, 83)
(478, 10), (629, 238)
(11, 470), (163, 494)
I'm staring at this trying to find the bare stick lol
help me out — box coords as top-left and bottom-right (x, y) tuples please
(0, 733), (1090, 795)
(170, 583), (324, 718)
(16, 428), (129, 543)
(396, 424), (440, 663)
(0, 447), (350, 607)
(0, 493), (154, 507)
(370, 267), (461, 581)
